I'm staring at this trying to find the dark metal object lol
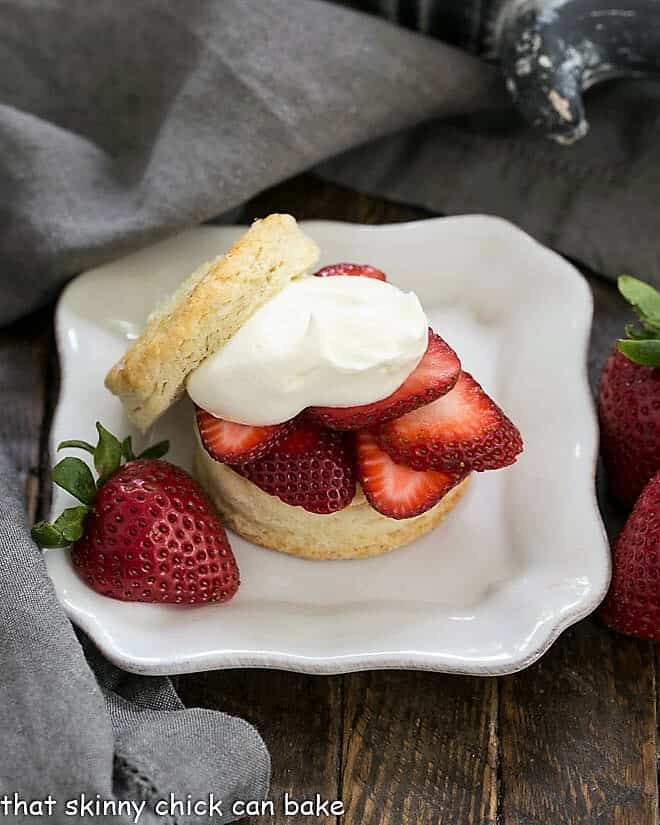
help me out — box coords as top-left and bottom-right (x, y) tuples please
(492, 0), (660, 142)
(342, 0), (660, 143)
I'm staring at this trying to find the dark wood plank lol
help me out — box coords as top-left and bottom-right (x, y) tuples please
(179, 177), (430, 825)
(240, 176), (501, 825)
(170, 179), (660, 825)
(500, 620), (657, 825)
(240, 173), (432, 226)
(185, 177), (427, 825)
(4, 171), (654, 824)
(499, 270), (657, 825)
(0, 307), (53, 518)
(177, 671), (343, 823)
(340, 671), (498, 825)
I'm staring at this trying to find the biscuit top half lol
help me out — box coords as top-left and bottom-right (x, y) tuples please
(105, 214), (320, 431)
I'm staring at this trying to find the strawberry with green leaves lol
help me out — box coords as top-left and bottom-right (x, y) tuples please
(598, 276), (660, 507)
(33, 423), (239, 605)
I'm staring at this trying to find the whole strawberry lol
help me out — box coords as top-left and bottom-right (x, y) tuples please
(32, 424), (239, 605)
(598, 276), (660, 508)
(599, 472), (660, 640)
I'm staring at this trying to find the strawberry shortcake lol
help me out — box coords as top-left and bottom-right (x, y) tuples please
(106, 214), (522, 559)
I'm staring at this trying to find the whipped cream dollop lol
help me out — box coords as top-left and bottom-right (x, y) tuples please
(187, 276), (428, 425)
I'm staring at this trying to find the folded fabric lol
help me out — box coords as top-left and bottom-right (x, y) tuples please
(2, 0), (658, 324)
(0, 0), (654, 819)
(319, 78), (660, 288)
(0, 0), (503, 326)
(0, 446), (269, 824)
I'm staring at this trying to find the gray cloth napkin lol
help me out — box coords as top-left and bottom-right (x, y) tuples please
(0, 446), (269, 824)
(2, 0), (659, 327)
(0, 0), (654, 819)
(0, 1), (499, 817)
(0, 0), (506, 326)
(319, 77), (660, 287)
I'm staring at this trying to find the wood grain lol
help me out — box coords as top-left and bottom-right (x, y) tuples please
(9, 173), (656, 825)
(241, 175), (658, 825)
(340, 671), (498, 825)
(0, 307), (53, 518)
(242, 176), (503, 825)
(240, 173), (431, 227)
(500, 621), (657, 825)
(177, 670), (342, 824)
(492, 266), (655, 825)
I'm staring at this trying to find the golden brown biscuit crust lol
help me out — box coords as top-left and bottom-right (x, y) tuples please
(105, 214), (319, 430)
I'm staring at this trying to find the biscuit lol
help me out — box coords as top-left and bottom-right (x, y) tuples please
(105, 214), (319, 430)
(193, 430), (470, 560)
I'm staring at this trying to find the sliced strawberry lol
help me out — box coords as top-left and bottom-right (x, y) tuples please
(356, 430), (466, 519)
(196, 407), (295, 465)
(378, 372), (523, 473)
(314, 262), (387, 281)
(309, 330), (460, 430)
(237, 419), (356, 514)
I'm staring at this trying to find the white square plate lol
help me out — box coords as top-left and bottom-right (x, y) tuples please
(45, 216), (609, 676)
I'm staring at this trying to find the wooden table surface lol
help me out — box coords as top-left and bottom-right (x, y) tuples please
(3, 175), (657, 825)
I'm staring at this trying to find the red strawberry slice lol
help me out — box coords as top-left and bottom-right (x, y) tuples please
(356, 430), (466, 519)
(196, 407), (295, 465)
(309, 330), (460, 430)
(314, 262), (387, 281)
(378, 372), (523, 473)
(237, 419), (356, 514)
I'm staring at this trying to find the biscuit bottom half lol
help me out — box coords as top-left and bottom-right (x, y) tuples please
(193, 437), (471, 560)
